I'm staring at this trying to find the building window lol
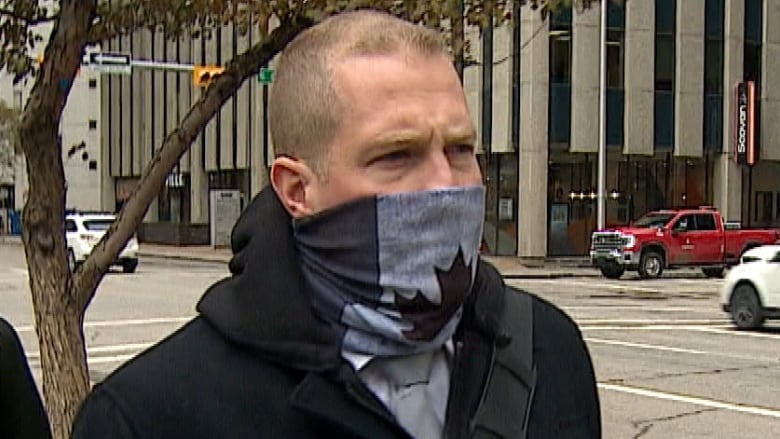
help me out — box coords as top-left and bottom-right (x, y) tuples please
(654, 0), (676, 150)
(88, 119), (97, 130)
(606, 0), (625, 147)
(88, 78), (97, 89)
(549, 6), (572, 147)
(704, 0), (724, 151)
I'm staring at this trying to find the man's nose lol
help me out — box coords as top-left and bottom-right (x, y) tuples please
(421, 151), (456, 190)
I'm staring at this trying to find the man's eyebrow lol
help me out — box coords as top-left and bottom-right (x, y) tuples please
(369, 129), (432, 147)
(444, 129), (477, 144)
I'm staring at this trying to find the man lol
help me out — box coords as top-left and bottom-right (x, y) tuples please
(73, 10), (600, 438)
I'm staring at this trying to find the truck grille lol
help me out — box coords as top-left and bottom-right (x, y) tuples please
(592, 233), (625, 251)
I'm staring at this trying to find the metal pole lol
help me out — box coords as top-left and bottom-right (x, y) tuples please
(597, 0), (608, 230)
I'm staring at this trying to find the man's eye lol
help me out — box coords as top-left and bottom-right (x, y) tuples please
(446, 144), (475, 156)
(374, 150), (411, 164)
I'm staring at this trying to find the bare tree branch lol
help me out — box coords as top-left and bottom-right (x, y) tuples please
(73, 13), (314, 312)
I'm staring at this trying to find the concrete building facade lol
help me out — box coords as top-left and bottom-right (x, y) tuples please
(469, 0), (780, 259)
(100, 0), (780, 255)
(0, 1), (104, 234)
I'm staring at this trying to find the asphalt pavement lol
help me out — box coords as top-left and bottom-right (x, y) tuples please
(2, 243), (779, 438)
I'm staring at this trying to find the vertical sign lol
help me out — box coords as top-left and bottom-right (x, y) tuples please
(734, 81), (757, 166)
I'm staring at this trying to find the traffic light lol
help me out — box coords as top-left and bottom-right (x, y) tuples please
(193, 65), (225, 87)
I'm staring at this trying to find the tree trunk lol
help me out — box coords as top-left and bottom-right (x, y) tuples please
(18, 1), (97, 437)
(21, 127), (89, 439)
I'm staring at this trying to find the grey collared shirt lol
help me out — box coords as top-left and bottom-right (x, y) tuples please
(342, 341), (455, 439)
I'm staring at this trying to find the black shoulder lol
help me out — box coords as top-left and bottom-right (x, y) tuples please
(508, 288), (602, 438)
(72, 384), (138, 438)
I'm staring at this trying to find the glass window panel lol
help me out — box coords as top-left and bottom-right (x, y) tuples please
(550, 7), (572, 31)
(704, 94), (723, 151)
(744, 42), (761, 83)
(745, 0), (763, 43)
(655, 91), (674, 149)
(705, 0), (724, 39)
(607, 0), (625, 29)
(607, 31), (624, 89)
(550, 36), (571, 84)
(656, 0), (676, 34)
(607, 89), (624, 147)
(655, 35), (674, 91)
(704, 40), (723, 94)
(549, 83), (571, 144)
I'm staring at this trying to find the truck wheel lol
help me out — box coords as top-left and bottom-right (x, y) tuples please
(600, 263), (625, 279)
(638, 251), (664, 279)
(730, 283), (764, 330)
(702, 267), (725, 278)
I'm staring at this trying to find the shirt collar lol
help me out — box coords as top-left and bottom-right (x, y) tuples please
(342, 339), (455, 372)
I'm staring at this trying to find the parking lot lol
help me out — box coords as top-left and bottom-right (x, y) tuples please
(2, 244), (779, 437)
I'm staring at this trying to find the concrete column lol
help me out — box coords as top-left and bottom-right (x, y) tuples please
(713, 0), (744, 221)
(236, 28), (251, 170)
(204, 34), (219, 172)
(491, 25), (513, 153)
(623, 0), (654, 156)
(249, 33), (269, 197)
(517, 6), (548, 260)
(219, 24), (235, 170)
(761, 0), (780, 161)
(190, 140), (209, 224)
(178, 31), (193, 174)
(120, 33), (132, 177)
(570, 2), (600, 153)
(674, 0), (705, 158)
(463, 25), (482, 153)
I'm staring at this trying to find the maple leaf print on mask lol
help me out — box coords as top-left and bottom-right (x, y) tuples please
(397, 249), (472, 341)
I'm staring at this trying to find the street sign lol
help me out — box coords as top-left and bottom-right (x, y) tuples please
(89, 52), (132, 75)
(258, 67), (274, 84)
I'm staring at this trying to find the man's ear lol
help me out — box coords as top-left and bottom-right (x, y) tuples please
(270, 156), (318, 219)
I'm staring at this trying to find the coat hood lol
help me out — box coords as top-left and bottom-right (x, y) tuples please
(197, 188), (342, 371)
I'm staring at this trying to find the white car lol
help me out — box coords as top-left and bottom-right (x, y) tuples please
(720, 245), (780, 329)
(65, 212), (139, 273)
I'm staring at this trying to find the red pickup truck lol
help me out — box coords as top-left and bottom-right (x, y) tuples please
(590, 207), (780, 279)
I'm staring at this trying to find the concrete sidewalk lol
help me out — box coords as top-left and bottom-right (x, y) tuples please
(5, 234), (593, 277)
(137, 243), (601, 279)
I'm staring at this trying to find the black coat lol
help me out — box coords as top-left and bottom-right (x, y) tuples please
(0, 317), (52, 439)
(72, 189), (600, 438)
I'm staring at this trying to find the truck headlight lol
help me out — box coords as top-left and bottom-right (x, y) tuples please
(622, 234), (636, 248)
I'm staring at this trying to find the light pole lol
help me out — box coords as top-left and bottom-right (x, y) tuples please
(596, 0), (608, 230)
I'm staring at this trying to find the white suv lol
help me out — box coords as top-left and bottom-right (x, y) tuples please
(65, 212), (140, 273)
(720, 245), (780, 329)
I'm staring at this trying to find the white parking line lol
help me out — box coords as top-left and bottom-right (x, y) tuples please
(577, 318), (729, 326)
(585, 337), (706, 354)
(564, 305), (694, 312)
(522, 279), (673, 293)
(688, 327), (780, 340)
(598, 383), (780, 419)
(26, 342), (154, 359)
(15, 316), (193, 333)
(580, 324), (718, 331)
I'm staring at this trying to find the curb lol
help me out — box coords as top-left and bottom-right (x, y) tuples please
(503, 272), (602, 279)
(138, 251), (231, 264)
(0, 236), (23, 245)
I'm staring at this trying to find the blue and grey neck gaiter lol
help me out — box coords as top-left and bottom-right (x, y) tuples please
(292, 186), (485, 357)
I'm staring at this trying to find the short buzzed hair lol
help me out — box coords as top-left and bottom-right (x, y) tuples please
(269, 10), (450, 177)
